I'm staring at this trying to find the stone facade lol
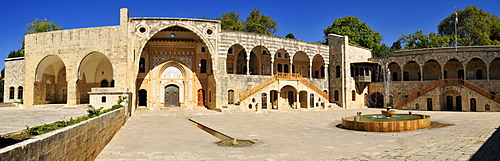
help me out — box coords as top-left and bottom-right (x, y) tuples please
(4, 57), (25, 103)
(6, 8), (499, 112)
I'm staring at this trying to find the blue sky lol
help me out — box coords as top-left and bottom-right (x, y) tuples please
(0, 0), (498, 70)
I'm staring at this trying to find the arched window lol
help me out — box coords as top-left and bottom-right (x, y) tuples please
(100, 80), (109, 87)
(336, 66), (341, 78)
(18, 86), (23, 99)
(352, 90), (356, 101)
(228, 90), (234, 104)
(110, 80), (115, 87)
(334, 90), (339, 101)
(9, 87), (15, 99)
(284, 64), (289, 73)
(139, 58), (145, 73)
(277, 64), (282, 72)
(200, 59), (207, 73)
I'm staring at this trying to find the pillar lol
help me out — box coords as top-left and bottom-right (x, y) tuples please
(66, 77), (78, 107)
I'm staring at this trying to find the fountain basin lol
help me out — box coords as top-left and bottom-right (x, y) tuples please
(341, 114), (430, 132)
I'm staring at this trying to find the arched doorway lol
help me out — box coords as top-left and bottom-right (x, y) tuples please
(280, 85), (297, 108)
(78, 52), (113, 104)
(34, 55), (68, 105)
(138, 89), (147, 106)
(164, 85), (180, 107)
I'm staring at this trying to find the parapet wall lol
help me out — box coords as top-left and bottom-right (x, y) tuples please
(0, 107), (127, 160)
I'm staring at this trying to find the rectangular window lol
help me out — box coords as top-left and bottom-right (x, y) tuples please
(201, 47), (206, 52)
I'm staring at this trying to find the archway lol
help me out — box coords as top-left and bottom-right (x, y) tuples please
(274, 49), (290, 74)
(312, 54), (325, 79)
(467, 58), (487, 80)
(388, 62), (401, 81)
(280, 85), (297, 108)
(136, 25), (213, 109)
(164, 85), (180, 107)
(34, 55), (67, 105)
(78, 52), (113, 104)
(423, 59), (441, 80)
(250, 46), (271, 75)
(443, 59), (463, 79)
(403, 61), (420, 81)
(226, 44), (245, 74)
(293, 51), (310, 77)
(490, 58), (500, 80)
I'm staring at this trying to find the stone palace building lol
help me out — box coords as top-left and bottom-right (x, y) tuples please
(4, 8), (500, 112)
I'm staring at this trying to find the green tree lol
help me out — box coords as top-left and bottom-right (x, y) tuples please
(26, 18), (62, 34)
(217, 11), (245, 31)
(398, 30), (454, 50)
(285, 33), (296, 39)
(245, 8), (278, 35)
(323, 16), (382, 50)
(438, 6), (500, 46)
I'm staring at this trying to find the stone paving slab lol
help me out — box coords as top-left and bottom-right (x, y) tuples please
(0, 107), (87, 134)
(96, 108), (500, 160)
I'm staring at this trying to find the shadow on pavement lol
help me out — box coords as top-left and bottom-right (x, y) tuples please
(470, 126), (500, 161)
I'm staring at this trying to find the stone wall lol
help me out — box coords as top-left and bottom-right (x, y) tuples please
(3, 57), (25, 103)
(0, 107), (127, 160)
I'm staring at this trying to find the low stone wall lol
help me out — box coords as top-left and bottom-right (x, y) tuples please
(0, 107), (127, 160)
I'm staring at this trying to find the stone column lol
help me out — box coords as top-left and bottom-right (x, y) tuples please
(66, 77), (78, 107)
(289, 59), (293, 73)
(296, 92), (300, 109)
(271, 57), (275, 75)
(324, 64), (329, 79)
(309, 62), (313, 78)
(246, 55), (250, 75)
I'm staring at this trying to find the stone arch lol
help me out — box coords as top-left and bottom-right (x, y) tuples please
(227, 44), (246, 74)
(490, 57), (500, 80)
(312, 54), (325, 79)
(466, 58), (487, 80)
(403, 61), (420, 81)
(274, 49), (290, 74)
(280, 85), (298, 108)
(77, 52), (114, 104)
(388, 62), (401, 81)
(423, 59), (442, 80)
(443, 58), (464, 79)
(250, 46), (271, 75)
(293, 51), (310, 77)
(34, 55), (67, 105)
(135, 24), (217, 73)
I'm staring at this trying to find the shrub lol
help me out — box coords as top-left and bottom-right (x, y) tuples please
(87, 105), (103, 117)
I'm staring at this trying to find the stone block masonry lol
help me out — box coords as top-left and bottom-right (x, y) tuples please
(0, 107), (127, 160)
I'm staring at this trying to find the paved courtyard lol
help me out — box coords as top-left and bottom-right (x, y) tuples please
(96, 108), (500, 161)
(0, 106), (87, 134)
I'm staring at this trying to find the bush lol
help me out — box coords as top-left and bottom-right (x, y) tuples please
(87, 105), (103, 117)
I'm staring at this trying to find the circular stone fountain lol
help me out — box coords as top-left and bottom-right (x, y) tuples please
(341, 110), (431, 132)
